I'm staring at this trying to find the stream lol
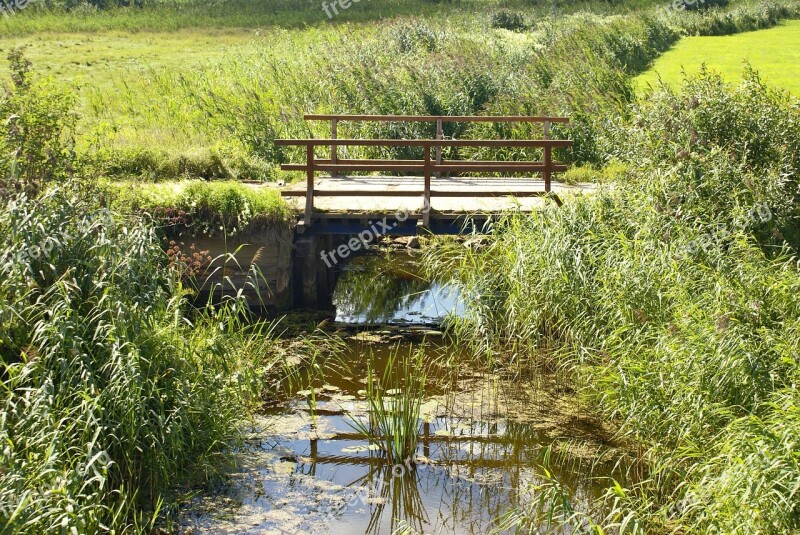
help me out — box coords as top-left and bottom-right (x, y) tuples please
(178, 252), (622, 534)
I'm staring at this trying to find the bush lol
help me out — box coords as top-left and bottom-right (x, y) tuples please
(491, 10), (526, 32)
(601, 68), (800, 250)
(686, 0), (729, 11)
(0, 48), (76, 199)
(391, 22), (441, 53)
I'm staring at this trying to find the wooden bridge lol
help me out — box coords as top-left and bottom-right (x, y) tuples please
(276, 114), (591, 235)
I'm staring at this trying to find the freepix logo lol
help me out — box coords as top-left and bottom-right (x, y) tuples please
(319, 195), (431, 268)
(321, 0), (367, 20)
(0, 0), (32, 18)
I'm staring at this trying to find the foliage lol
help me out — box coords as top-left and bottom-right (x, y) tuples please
(0, 189), (276, 533)
(490, 10), (526, 31)
(425, 71), (800, 533)
(602, 67), (800, 249)
(0, 48), (76, 199)
(667, 0), (792, 35)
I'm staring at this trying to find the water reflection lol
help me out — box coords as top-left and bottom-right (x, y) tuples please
(177, 338), (622, 535)
(333, 253), (464, 325)
(177, 253), (624, 535)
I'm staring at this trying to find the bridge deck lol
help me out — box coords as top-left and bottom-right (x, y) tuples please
(281, 176), (595, 214)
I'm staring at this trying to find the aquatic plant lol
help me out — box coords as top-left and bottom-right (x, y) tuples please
(349, 348), (427, 464)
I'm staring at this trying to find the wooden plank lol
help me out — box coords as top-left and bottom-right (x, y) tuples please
(302, 159), (565, 166)
(307, 212), (484, 220)
(313, 163), (426, 172)
(544, 145), (552, 193)
(282, 190), (550, 198)
(304, 114), (571, 123)
(274, 139), (573, 148)
(281, 162), (567, 172)
(432, 164), (568, 173)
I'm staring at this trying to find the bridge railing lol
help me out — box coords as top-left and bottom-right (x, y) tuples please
(275, 115), (572, 226)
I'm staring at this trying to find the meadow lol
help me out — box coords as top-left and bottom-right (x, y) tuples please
(1, 0), (795, 184)
(1, 0), (800, 533)
(636, 19), (800, 93)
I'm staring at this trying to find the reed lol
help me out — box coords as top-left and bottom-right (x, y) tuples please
(349, 347), (427, 465)
(0, 188), (285, 533)
(424, 70), (800, 533)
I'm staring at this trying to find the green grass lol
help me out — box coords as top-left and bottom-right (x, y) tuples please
(0, 30), (262, 163)
(0, 0), (663, 36)
(102, 179), (291, 235)
(1, 0), (794, 183)
(636, 20), (800, 94)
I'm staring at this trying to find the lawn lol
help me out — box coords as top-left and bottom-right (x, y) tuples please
(636, 19), (800, 94)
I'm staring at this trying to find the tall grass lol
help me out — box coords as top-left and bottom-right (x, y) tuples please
(0, 188), (279, 533)
(424, 71), (800, 533)
(348, 348), (427, 464)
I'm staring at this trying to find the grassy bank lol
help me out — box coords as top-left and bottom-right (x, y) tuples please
(0, 189), (282, 533)
(426, 71), (800, 533)
(101, 180), (291, 236)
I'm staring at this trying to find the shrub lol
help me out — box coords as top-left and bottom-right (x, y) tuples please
(601, 68), (800, 250)
(491, 10), (526, 32)
(0, 48), (76, 199)
(391, 22), (441, 53)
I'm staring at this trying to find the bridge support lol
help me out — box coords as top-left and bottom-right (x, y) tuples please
(293, 235), (336, 309)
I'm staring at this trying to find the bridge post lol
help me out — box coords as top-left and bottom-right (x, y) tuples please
(305, 144), (315, 226)
(330, 119), (339, 177)
(423, 145), (432, 227)
(435, 118), (443, 179)
(294, 234), (335, 309)
(543, 121), (552, 193)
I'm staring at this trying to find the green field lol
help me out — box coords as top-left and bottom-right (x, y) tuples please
(1, 1), (795, 183)
(636, 19), (800, 94)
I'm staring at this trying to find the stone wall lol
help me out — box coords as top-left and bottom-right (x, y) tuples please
(188, 223), (295, 311)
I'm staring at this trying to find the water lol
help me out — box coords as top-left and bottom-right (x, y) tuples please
(332, 253), (464, 325)
(178, 252), (622, 535)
